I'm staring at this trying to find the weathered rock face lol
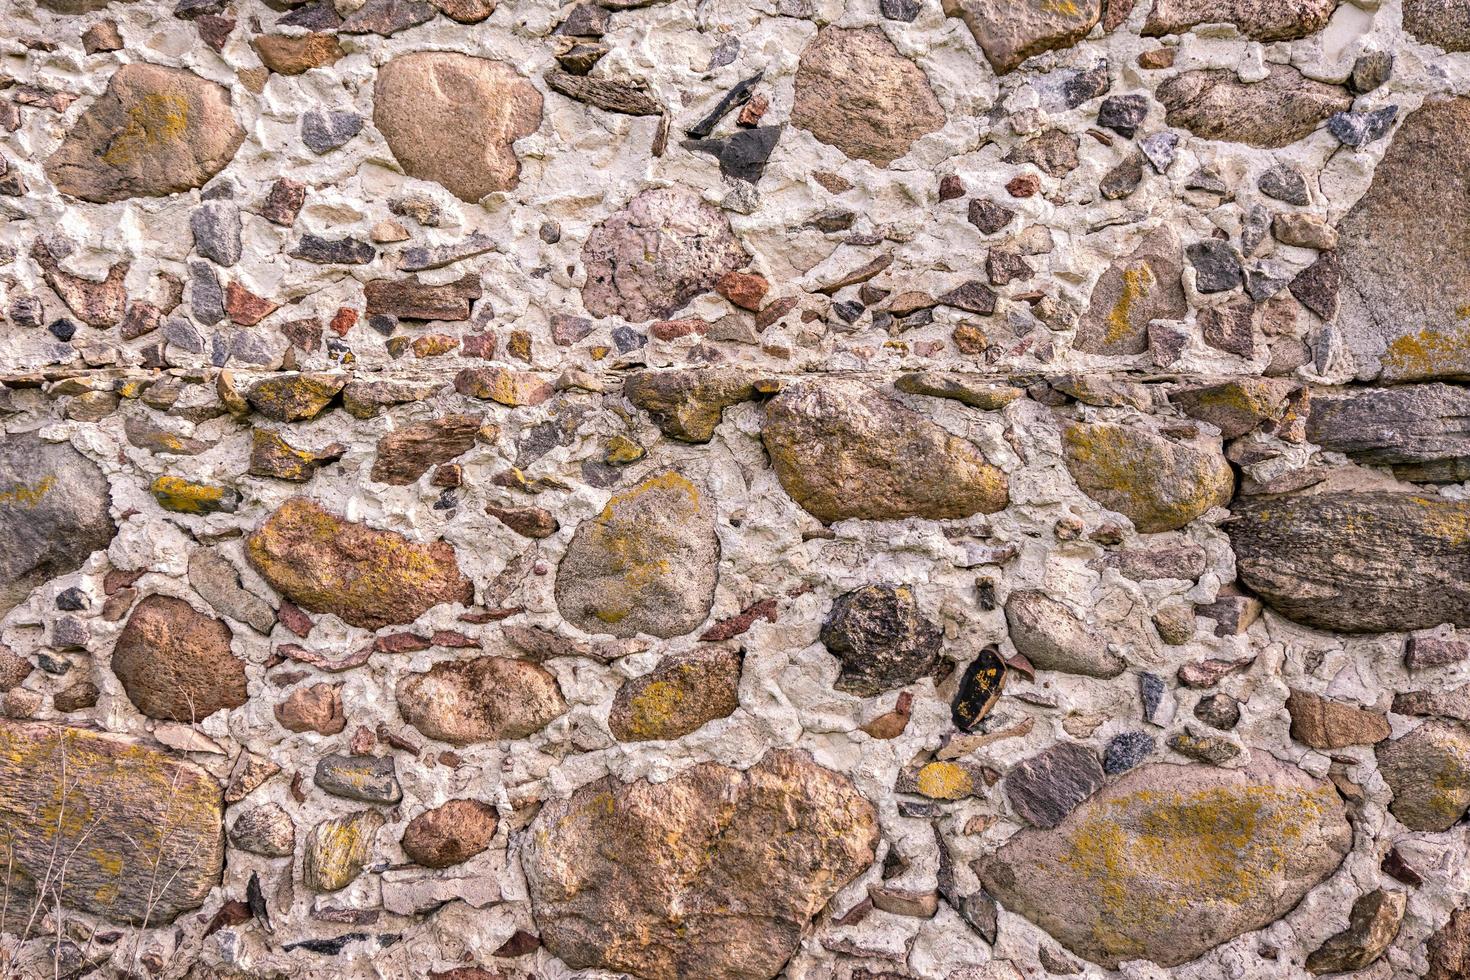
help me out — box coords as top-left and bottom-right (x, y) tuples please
(580, 187), (748, 322)
(1143, 0), (1337, 40)
(1228, 491), (1470, 633)
(943, 0), (1102, 75)
(373, 52), (542, 202)
(401, 798), (499, 868)
(608, 646), (742, 741)
(1157, 66), (1351, 147)
(371, 414), (482, 485)
(1074, 227), (1188, 356)
(1061, 422), (1233, 533)
(112, 594), (247, 722)
(524, 750), (878, 980)
(45, 63), (245, 202)
(397, 656), (567, 744)
(1306, 384), (1470, 481)
(1404, 0), (1470, 51)
(0, 722), (224, 926)
(555, 472), (720, 638)
(1377, 721), (1470, 831)
(820, 584), (943, 695)
(624, 368), (762, 443)
(246, 498), (473, 630)
(763, 380), (1009, 523)
(791, 26), (946, 165)
(1005, 590), (1125, 678)
(0, 433), (116, 617)
(1335, 99), (1470, 381)
(1285, 689), (1390, 750)
(1305, 888), (1406, 975)
(978, 758), (1351, 968)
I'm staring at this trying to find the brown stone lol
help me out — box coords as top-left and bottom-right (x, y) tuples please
(246, 498), (473, 630)
(943, 0), (1103, 75)
(1305, 888), (1406, 974)
(365, 273), (482, 320)
(31, 240), (129, 328)
(1143, 0), (1337, 40)
(1285, 689), (1390, 750)
(1061, 422), (1233, 533)
(1157, 66), (1351, 148)
(485, 503), (559, 538)
(401, 799), (499, 868)
(791, 26), (946, 166)
(763, 379), (1009, 522)
(608, 646), (742, 742)
(374, 52), (543, 202)
(45, 63), (245, 203)
(397, 656), (567, 744)
(275, 683), (347, 735)
(1377, 721), (1470, 831)
(246, 372), (347, 422)
(1428, 907), (1470, 980)
(111, 595), (247, 723)
(371, 415), (481, 485)
(524, 750), (878, 980)
(249, 429), (345, 481)
(453, 367), (553, 406)
(251, 33), (344, 75)
(581, 187), (748, 322)
(623, 367), (761, 443)
(1074, 227), (1188, 355)
(0, 721), (224, 927)
(1404, 0), (1470, 51)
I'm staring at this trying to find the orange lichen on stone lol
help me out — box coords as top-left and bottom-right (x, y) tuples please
(100, 93), (189, 166)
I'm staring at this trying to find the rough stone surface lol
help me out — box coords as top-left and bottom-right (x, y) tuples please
(524, 750), (878, 980)
(944, 0), (1103, 75)
(1004, 741), (1105, 828)
(1228, 490), (1470, 633)
(0, 433), (117, 617)
(1062, 422), (1233, 533)
(373, 52), (543, 202)
(979, 758), (1351, 968)
(1404, 0), (1470, 51)
(607, 646), (742, 741)
(1074, 227), (1188, 355)
(1285, 689), (1391, 750)
(246, 498), (473, 630)
(111, 594), (247, 723)
(555, 472), (720, 638)
(581, 187), (748, 322)
(0, 721), (224, 926)
(397, 656), (567, 744)
(401, 798), (499, 868)
(1005, 589), (1125, 678)
(1157, 66), (1351, 147)
(820, 584), (942, 696)
(45, 63), (245, 202)
(1143, 0), (1337, 40)
(1377, 721), (1470, 831)
(792, 26), (946, 166)
(763, 379), (1008, 522)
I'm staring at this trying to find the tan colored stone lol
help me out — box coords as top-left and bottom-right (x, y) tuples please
(524, 750), (878, 980)
(401, 799), (498, 868)
(1061, 422), (1233, 533)
(397, 656), (567, 744)
(1377, 721), (1470, 831)
(111, 594), (247, 723)
(943, 0), (1103, 75)
(374, 52), (542, 202)
(304, 810), (384, 891)
(1143, 0), (1336, 40)
(608, 646), (741, 741)
(1285, 689), (1390, 750)
(1074, 227), (1188, 356)
(45, 63), (245, 203)
(245, 498), (473, 630)
(792, 26), (946, 166)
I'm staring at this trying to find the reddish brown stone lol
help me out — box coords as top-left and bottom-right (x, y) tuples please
(371, 415), (482, 485)
(263, 177), (306, 227)
(31, 240), (128, 328)
(225, 281), (279, 326)
(485, 503), (559, 538)
(715, 271), (769, 311)
(397, 656), (566, 744)
(111, 594), (247, 723)
(400, 798), (499, 868)
(454, 367), (553, 406)
(252, 33), (345, 75)
(364, 273), (481, 320)
(275, 683), (347, 735)
(1007, 174), (1041, 197)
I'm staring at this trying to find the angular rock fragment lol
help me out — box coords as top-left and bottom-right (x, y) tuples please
(374, 52), (542, 201)
(581, 187), (748, 322)
(371, 415), (481, 485)
(315, 754), (401, 804)
(608, 646), (741, 741)
(1286, 689), (1390, 750)
(246, 372), (347, 422)
(1377, 721), (1470, 831)
(791, 26), (945, 165)
(365, 273), (482, 320)
(1228, 490), (1470, 633)
(524, 751), (878, 980)
(545, 69), (661, 115)
(1157, 66), (1351, 148)
(1143, 0), (1336, 40)
(401, 799), (498, 868)
(31, 240), (129, 328)
(1171, 378), (1296, 439)
(246, 498), (472, 630)
(111, 594), (247, 723)
(397, 656), (566, 744)
(45, 64), (245, 203)
(555, 472), (720, 638)
(301, 108), (363, 154)
(1005, 742), (1105, 829)
(275, 682), (346, 735)
(1005, 590), (1124, 678)
(978, 758), (1350, 968)
(1405, 0), (1470, 51)
(763, 379), (1008, 522)
(1062, 422), (1233, 533)
(0, 432), (116, 617)
(820, 585), (942, 696)
(1306, 383), (1470, 480)
(249, 429), (345, 481)
(1306, 889), (1406, 975)
(1428, 906), (1470, 980)
(229, 803), (295, 857)
(0, 721), (225, 926)
(943, 0), (1103, 75)
(304, 811), (383, 891)
(952, 646), (1007, 731)
(252, 33), (343, 74)
(624, 368), (763, 443)
(1074, 227), (1187, 355)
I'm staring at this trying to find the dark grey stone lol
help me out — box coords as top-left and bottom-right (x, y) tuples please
(1097, 94), (1149, 138)
(1102, 731), (1155, 774)
(1328, 105), (1398, 147)
(1186, 239), (1244, 293)
(314, 754), (402, 804)
(820, 584), (943, 697)
(189, 260), (225, 325)
(1258, 163), (1311, 206)
(1004, 742), (1105, 829)
(289, 234), (375, 265)
(191, 201), (241, 267)
(302, 109), (364, 155)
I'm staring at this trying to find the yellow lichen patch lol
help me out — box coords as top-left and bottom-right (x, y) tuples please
(150, 475), (233, 515)
(0, 475), (55, 508)
(101, 93), (190, 167)
(619, 679), (689, 741)
(604, 435), (646, 465)
(915, 762), (974, 800)
(1381, 325), (1470, 381)
(1104, 262), (1154, 347)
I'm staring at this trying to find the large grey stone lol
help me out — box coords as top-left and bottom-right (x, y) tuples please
(1143, 0), (1337, 40)
(1306, 384), (1470, 481)
(0, 433), (116, 617)
(1157, 66), (1351, 148)
(977, 758), (1351, 968)
(1005, 590), (1125, 678)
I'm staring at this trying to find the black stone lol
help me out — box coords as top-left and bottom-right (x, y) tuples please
(1258, 163), (1310, 206)
(1102, 731), (1155, 774)
(1194, 692), (1241, 730)
(1139, 672), (1164, 723)
(55, 587), (87, 611)
(283, 934), (370, 955)
(1289, 250), (1341, 320)
(279, 1), (343, 28)
(49, 318), (76, 341)
(684, 125), (782, 183)
(820, 584), (943, 697)
(1186, 240), (1244, 293)
(685, 71), (764, 139)
(833, 300), (864, 324)
(290, 234), (375, 265)
(611, 325), (646, 353)
(879, 0), (922, 21)
(952, 646), (1007, 733)
(1062, 61), (1110, 109)
(1328, 105), (1398, 147)
(939, 280), (997, 315)
(1097, 94), (1149, 139)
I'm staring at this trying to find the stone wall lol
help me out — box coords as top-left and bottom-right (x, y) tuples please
(2, 0), (1470, 976)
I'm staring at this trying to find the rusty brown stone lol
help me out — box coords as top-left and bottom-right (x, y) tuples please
(111, 594), (247, 723)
